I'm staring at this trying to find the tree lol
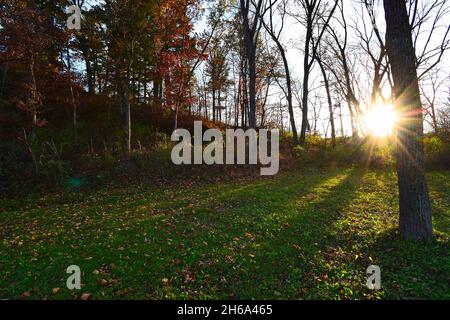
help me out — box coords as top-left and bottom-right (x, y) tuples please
(0, 1), (67, 138)
(322, 0), (359, 139)
(240, 0), (266, 129)
(421, 68), (448, 134)
(105, 0), (149, 154)
(260, 0), (299, 144)
(205, 36), (230, 122)
(315, 46), (336, 148)
(384, 0), (433, 242)
(151, 0), (201, 130)
(293, 0), (338, 145)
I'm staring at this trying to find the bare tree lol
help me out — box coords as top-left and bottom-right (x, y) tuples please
(384, 0), (433, 242)
(292, 0), (338, 145)
(421, 68), (448, 133)
(409, 0), (450, 79)
(322, 0), (360, 138)
(316, 47), (336, 148)
(259, 0), (299, 143)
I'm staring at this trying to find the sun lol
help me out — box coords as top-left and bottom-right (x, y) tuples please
(363, 103), (397, 137)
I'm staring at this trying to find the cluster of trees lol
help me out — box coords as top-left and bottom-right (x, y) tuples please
(1, 0), (207, 151)
(1, 0), (449, 242)
(1, 1), (449, 144)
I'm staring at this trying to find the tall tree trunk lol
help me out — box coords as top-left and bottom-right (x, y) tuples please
(29, 54), (38, 140)
(384, 0), (433, 242)
(430, 102), (438, 134)
(153, 80), (160, 103)
(212, 88), (216, 122)
(80, 41), (94, 94)
(116, 63), (131, 154)
(240, 3), (258, 129)
(236, 70), (241, 127)
(124, 74), (131, 154)
(241, 58), (248, 127)
(246, 47), (257, 129)
(341, 52), (359, 139)
(347, 99), (358, 138)
(271, 37), (298, 144)
(300, 14), (313, 145)
(318, 58), (336, 148)
(339, 103), (344, 137)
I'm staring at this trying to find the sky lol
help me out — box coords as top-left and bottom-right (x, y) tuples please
(195, 0), (450, 135)
(75, 0), (450, 135)
(276, 0), (450, 134)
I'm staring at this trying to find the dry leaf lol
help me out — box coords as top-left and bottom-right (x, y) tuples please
(81, 293), (92, 300)
(98, 279), (109, 286)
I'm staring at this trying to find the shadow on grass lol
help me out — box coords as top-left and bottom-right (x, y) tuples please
(149, 167), (366, 299)
(1, 167), (449, 300)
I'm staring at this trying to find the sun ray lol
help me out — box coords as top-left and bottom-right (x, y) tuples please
(363, 103), (398, 137)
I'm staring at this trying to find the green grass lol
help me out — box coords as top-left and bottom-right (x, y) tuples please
(0, 167), (449, 300)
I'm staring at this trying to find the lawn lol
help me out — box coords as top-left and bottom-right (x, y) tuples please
(0, 166), (449, 300)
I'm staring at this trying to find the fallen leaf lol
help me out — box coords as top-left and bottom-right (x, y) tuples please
(98, 279), (109, 286)
(81, 293), (92, 300)
(21, 290), (33, 298)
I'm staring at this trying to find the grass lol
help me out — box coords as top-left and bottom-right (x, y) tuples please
(0, 166), (449, 300)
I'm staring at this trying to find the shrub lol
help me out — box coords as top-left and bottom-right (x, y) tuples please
(424, 135), (450, 169)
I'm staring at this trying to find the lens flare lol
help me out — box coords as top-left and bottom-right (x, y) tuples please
(363, 104), (397, 137)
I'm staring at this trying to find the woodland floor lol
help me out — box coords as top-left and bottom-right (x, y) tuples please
(0, 166), (449, 300)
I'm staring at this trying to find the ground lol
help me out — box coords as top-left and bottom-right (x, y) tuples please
(0, 166), (449, 300)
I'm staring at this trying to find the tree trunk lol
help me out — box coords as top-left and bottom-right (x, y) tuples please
(125, 81), (131, 154)
(384, 0), (433, 242)
(29, 54), (38, 140)
(300, 15), (313, 145)
(430, 102), (438, 134)
(339, 103), (344, 137)
(212, 88), (216, 122)
(272, 37), (298, 144)
(241, 58), (248, 127)
(341, 51), (359, 139)
(240, 5), (257, 129)
(1, 65), (8, 97)
(153, 80), (160, 102)
(247, 46), (257, 129)
(116, 62), (131, 154)
(80, 41), (94, 94)
(318, 58), (336, 148)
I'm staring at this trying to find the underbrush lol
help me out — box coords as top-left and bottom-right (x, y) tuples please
(294, 134), (450, 170)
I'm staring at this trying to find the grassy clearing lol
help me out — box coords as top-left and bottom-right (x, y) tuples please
(0, 167), (449, 300)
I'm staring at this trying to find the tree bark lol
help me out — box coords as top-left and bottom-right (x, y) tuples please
(384, 0), (433, 242)
(240, 0), (259, 129)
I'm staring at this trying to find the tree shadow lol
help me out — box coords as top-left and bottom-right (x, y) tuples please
(161, 167), (364, 299)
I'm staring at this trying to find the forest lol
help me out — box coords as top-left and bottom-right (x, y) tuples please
(0, 0), (450, 300)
